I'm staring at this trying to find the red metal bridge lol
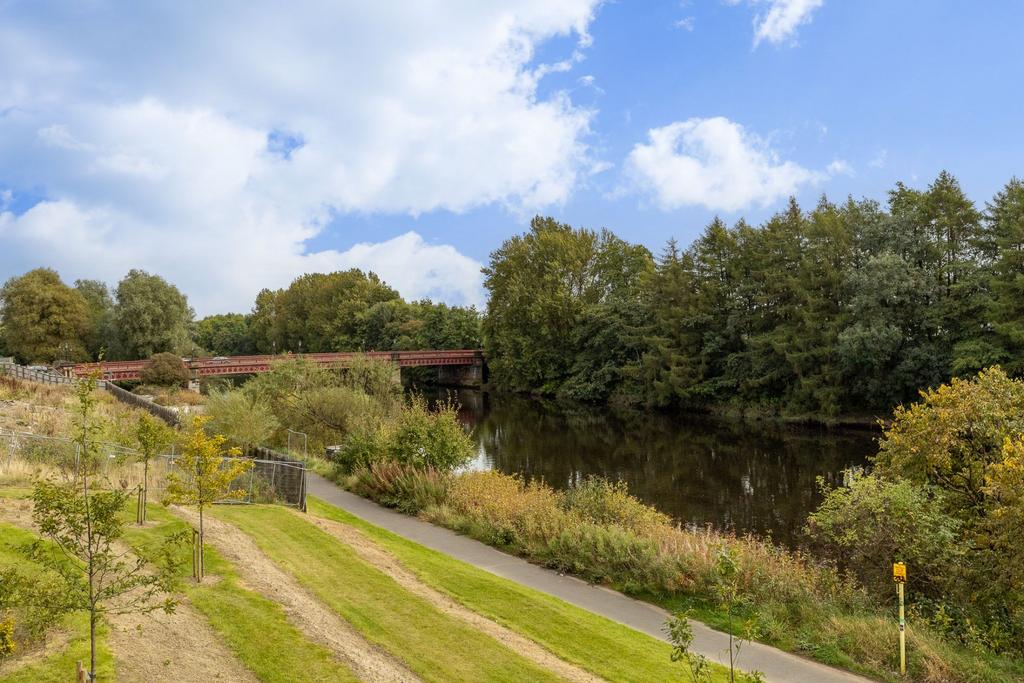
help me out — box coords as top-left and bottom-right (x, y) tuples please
(69, 350), (484, 382)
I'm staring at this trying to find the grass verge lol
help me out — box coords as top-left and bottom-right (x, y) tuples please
(0, 522), (115, 683)
(307, 495), (732, 682)
(120, 504), (360, 683)
(213, 504), (565, 683)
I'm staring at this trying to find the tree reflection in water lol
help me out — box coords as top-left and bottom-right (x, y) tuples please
(425, 388), (876, 548)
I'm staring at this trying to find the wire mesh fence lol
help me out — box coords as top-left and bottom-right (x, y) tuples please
(0, 430), (307, 509)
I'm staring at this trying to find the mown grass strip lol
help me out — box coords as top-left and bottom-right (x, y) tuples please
(121, 505), (359, 683)
(214, 504), (564, 683)
(307, 496), (732, 683)
(0, 522), (115, 683)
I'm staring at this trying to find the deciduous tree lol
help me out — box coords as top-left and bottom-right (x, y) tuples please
(0, 268), (89, 363)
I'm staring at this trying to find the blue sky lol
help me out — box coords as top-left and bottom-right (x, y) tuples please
(2, 1), (1023, 315)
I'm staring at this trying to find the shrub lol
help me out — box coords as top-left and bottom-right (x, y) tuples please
(871, 367), (1024, 651)
(389, 396), (474, 470)
(205, 390), (279, 450)
(563, 477), (670, 534)
(330, 395), (474, 474)
(139, 352), (190, 387)
(349, 461), (449, 514)
(805, 471), (963, 597)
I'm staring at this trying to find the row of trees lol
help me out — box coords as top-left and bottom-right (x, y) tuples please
(0, 269), (192, 363)
(0, 268), (481, 364)
(484, 173), (1024, 417)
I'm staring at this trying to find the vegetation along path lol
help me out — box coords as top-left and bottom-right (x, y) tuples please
(308, 473), (872, 683)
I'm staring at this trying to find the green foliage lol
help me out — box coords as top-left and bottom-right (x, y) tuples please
(0, 268), (90, 363)
(248, 270), (401, 353)
(242, 357), (399, 452)
(665, 611), (715, 682)
(483, 215), (653, 397)
(806, 471), (962, 597)
(16, 377), (178, 679)
(483, 174), (1024, 421)
(875, 366), (1024, 512)
(204, 389), (279, 449)
(331, 396), (474, 473)
(133, 412), (174, 523)
(162, 416), (251, 581)
(139, 351), (191, 387)
(868, 367), (1024, 650)
(348, 461), (450, 514)
(113, 269), (193, 359)
(74, 279), (116, 360)
(194, 313), (254, 356)
(985, 178), (1024, 374)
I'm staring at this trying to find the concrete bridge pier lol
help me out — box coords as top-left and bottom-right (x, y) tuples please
(437, 361), (484, 388)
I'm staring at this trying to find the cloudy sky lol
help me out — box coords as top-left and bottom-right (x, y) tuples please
(2, 1), (1022, 315)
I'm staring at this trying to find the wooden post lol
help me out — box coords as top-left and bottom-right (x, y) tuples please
(192, 528), (200, 581)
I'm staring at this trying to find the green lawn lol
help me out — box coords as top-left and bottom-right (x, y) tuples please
(214, 504), (565, 683)
(121, 505), (359, 683)
(307, 496), (732, 683)
(0, 522), (115, 683)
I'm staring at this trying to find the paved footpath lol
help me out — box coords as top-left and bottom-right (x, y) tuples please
(308, 473), (873, 683)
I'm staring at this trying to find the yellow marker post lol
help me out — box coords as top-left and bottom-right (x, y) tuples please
(893, 562), (907, 675)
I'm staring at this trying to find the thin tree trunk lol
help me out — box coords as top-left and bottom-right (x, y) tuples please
(89, 609), (97, 680)
(198, 505), (205, 581)
(141, 459), (149, 524)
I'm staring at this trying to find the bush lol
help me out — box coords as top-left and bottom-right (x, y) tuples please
(870, 367), (1024, 651)
(205, 390), (279, 449)
(329, 395), (474, 474)
(563, 476), (670, 534)
(139, 352), (190, 387)
(805, 471), (963, 597)
(348, 461), (449, 514)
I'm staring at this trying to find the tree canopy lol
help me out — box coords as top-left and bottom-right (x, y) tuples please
(0, 268), (90, 363)
(483, 173), (1024, 417)
(114, 269), (193, 360)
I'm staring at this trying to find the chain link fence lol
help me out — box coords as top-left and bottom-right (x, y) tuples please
(2, 361), (307, 509)
(0, 430), (307, 508)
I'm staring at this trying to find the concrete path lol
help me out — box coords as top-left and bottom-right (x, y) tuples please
(308, 473), (873, 683)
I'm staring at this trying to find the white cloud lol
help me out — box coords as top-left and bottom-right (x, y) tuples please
(753, 0), (824, 47)
(827, 159), (854, 176)
(674, 17), (696, 32)
(625, 117), (823, 212)
(0, 2), (602, 314)
(869, 149), (888, 168)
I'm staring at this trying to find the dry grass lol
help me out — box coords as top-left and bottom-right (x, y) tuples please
(350, 465), (1024, 683)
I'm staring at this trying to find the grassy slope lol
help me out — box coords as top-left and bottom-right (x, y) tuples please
(121, 505), (359, 683)
(307, 495), (732, 683)
(0, 523), (115, 683)
(213, 504), (566, 683)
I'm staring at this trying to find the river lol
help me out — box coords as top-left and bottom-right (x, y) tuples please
(430, 388), (877, 547)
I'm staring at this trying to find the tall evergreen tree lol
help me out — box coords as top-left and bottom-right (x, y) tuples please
(986, 178), (1024, 375)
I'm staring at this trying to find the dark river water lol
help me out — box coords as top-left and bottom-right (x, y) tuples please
(429, 389), (877, 547)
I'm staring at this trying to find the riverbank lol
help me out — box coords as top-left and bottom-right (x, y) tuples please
(307, 473), (871, 683)
(319, 462), (1024, 683)
(427, 388), (876, 546)
(478, 384), (888, 429)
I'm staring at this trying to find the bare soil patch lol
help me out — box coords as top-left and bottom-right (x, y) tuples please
(302, 510), (605, 683)
(0, 499), (257, 683)
(172, 506), (420, 683)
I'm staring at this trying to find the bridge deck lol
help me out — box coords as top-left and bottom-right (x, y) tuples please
(71, 350), (483, 382)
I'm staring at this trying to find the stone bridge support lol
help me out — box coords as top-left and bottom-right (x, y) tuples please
(437, 361), (484, 387)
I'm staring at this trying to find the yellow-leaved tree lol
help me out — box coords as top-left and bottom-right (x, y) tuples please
(162, 416), (252, 581)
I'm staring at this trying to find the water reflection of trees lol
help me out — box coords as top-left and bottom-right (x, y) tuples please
(455, 391), (875, 547)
